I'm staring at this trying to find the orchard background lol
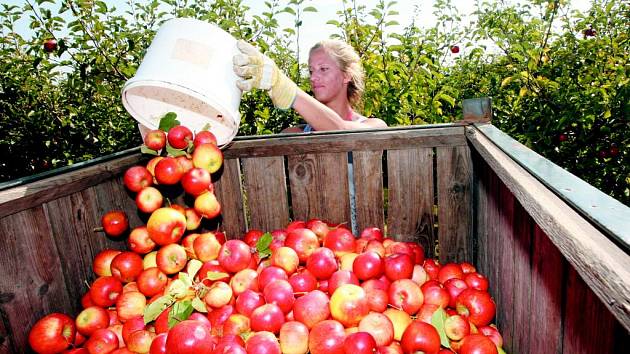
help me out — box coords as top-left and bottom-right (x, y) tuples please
(0, 0), (628, 205)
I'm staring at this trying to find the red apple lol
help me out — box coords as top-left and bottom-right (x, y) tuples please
(147, 207), (187, 245)
(358, 312), (394, 347)
(136, 186), (163, 214)
(258, 265), (288, 290)
(166, 319), (214, 354)
(167, 125), (193, 149)
(383, 308), (412, 342)
(193, 130), (218, 147)
(156, 243), (188, 274)
(444, 314), (470, 341)
(285, 228), (320, 263)
(193, 232), (222, 262)
(271, 246), (300, 275)
(176, 155), (194, 173)
(146, 156), (164, 176)
(93, 249), (121, 277)
(459, 334), (498, 354)
(289, 268), (318, 295)
(465, 272), (489, 292)
(84, 328), (119, 354)
(344, 331), (377, 354)
(456, 289), (496, 327)
(328, 269), (360, 295)
(154, 157), (185, 185)
(306, 246), (338, 280)
(121, 315), (145, 344)
(110, 251), (144, 283)
(308, 320), (346, 354)
(28, 313), (76, 354)
(150, 332), (168, 354)
(423, 259), (440, 280)
(388, 279), (423, 315)
(384, 253), (414, 281)
(184, 207), (203, 231)
(323, 227), (356, 258)
(451, 45), (460, 54)
(197, 260), (229, 286)
(144, 129), (166, 150)
(263, 279), (295, 314)
(353, 250), (384, 281)
(293, 290), (330, 329)
(330, 284), (369, 328)
(116, 291), (146, 322)
(250, 303), (285, 334)
(422, 282), (450, 308)
(193, 143), (224, 173)
(194, 191), (222, 219)
(204, 281), (233, 309)
(279, 320), (309, 354)
(438, 263), (464, 284)
(100, 210), (128, 238)
(124, 166), (153, 192)
(229, 268), (259, 296)
(444, 277), (469, 308)
(75, 306), (109, 336)
(306, 218), (331, 241)
(400, 320), (440, 354)
(478, 325), (504, 348)
(411, 264), (429, 286)
(127, 226), (156, 254)
(223, 313), (251, 336)
(460, 262), (476, 274)
(127, 329), (155, 353)
(246, 331), (281, 354)
(181, 167), (213, 196)
(89, 276), (123, 307)
(43, 38), (57, 52)
(235, 289), (265, 317)
(218, 239), (252, 273)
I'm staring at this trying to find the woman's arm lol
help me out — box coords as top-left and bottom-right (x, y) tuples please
(292, 90), (387, 131)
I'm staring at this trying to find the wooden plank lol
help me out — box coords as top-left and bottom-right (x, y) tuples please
(528, 225), (565, 353)
(0, 150), (144, 219)
(472, 150), (490, 279)
(495, 181), (515, 350)
(351, 151), (385, 233)
(467, 125), (630, 331)
(474, 124), (630, 250)
(223, 126), (467, 158)
(0, 207), (74, 353)
(386, 148), (435, 254)
(436, 146), (473, 263)
(563, 265), (617, 353)
(485, 167), (501, 321)
(213, 158), (246, 239)
(510, 200), (533, 354)
(242, 156), (290, 232)
(287, 153), (351, 226)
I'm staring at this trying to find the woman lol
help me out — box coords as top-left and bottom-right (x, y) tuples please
(232, 39), (387, 132)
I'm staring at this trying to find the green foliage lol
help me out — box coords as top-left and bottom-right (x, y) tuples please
(0, 0), (628, 205)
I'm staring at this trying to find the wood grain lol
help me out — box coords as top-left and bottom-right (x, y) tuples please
(495, 182), (515, 350)
(287, 153), (351, 226)
(242, 156), (290, 232)
(351, 151), (385, 233)
(213, 158), (246, 239)
(511, 200), (533, 354)
(436, 146), (473, 263)
(386, 148), (435, 255)
(467, 125), (630, 331)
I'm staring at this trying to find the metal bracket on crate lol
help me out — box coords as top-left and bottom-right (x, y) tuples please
(461, 97), (493, 124)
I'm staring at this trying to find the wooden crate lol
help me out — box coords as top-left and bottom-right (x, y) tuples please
(0, 123), (628, 353)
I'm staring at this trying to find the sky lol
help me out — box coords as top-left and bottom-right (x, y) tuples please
(5, 0), (592, 63)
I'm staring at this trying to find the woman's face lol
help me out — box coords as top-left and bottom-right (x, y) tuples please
(308, 48), (349, 104)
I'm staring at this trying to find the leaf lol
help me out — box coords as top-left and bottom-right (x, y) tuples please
(203, 271), (230, 281)
(192, 297), (208, 313)
(303, 6), (317, 12)
(501, 76), (513, 88)
(519, 86), (528, 97)
(158, 112), (179, 132)
(140, 145), (159, 155)
(431, 307), (450, 348)
(166, 144), (187, 157)
(256, 232), (273, 259)
(187, 259), (203, 279)
(178, 272), (193, 287)
(168, 300), (194, 328)
(143, 295), (175, 324)
(166, 279), (189, 299)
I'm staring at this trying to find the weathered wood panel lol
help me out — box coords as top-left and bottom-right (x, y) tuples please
(510, 200), (533, 354)
(386, 148), (435, 254)
(213, 158), (246, 239)
(495, 183), (516, 350)
(287, 153), (351, 225)
(242, 156), (290, 232)
(351, 151), (385, 233)
(436, 146), (473, 263)
(0, 207), (72, 353)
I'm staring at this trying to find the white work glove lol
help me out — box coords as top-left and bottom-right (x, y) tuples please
(233, 40), (297, 110)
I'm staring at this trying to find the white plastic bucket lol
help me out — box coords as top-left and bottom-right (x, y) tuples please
(122, 18), (242, 146)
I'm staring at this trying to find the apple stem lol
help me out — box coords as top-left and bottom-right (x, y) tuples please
(93, 226), (104, 233)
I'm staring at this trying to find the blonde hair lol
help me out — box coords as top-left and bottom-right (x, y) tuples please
(309, 39), (364, 107)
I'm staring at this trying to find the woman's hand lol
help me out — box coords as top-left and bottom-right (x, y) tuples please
(232, 40), (297, 110)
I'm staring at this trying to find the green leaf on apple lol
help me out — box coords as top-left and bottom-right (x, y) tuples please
(191, 296), (207, 313)
(202, 271), (230, 281)
(201, 123), (212, 131)
(431, 306), (451, 348)
(256, 232), (273, 259)
(168, 300), (193, 329)
(140, 145), (159, 155)
(165, 143), (187, 157)
(159, 112), (179, 132)
(178, 272), (193, 287)
(167, 279), (189, 299)
(143, 294), (175, 324)
(187, 259), (203, 279)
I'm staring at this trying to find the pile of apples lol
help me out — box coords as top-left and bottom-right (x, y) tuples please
(28, 120), (506, 354)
